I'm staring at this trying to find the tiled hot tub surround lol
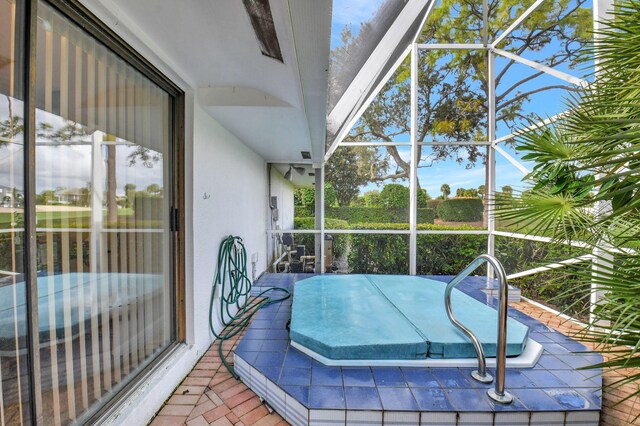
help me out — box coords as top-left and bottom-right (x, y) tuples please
(234, 273), (602, 426)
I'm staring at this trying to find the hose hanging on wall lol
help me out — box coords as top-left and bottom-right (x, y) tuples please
(209, 235), (290, 377)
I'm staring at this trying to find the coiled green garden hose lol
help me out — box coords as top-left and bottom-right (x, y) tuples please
(209, 235), (290, 377)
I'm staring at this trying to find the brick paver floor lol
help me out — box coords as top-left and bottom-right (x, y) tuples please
(150, 298), (639, 425)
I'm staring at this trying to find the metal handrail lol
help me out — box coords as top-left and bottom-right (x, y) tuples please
(444, 254), (514, 404)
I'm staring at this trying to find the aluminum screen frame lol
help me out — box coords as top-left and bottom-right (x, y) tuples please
(325, 0), (434, 160)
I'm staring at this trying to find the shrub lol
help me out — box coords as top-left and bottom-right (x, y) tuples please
(346, 223), (486, 274)
(427, 199), (442, 217)
(348, 233), (409, 274)
(362, 190), (381, 206)
(292, 217), (349, 258)
(294, 205), (313, 217)
(437, 198), (483, 222)
(417, 234), (487, 275)
(294, 184), (337, 210)
(417, 208), (435, 224)
(325, 207), (434, 224)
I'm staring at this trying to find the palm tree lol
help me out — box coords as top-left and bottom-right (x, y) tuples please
(496, 0), (640, 411)
(440, 183), (451, 200)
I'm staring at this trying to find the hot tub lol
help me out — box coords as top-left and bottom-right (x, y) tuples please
(289, 274), (541, 367)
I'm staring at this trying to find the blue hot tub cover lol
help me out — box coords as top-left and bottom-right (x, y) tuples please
(289, 275), (529, 360)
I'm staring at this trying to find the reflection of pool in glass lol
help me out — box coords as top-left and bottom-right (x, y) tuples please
(290, 275), (539, 366)
(0, 272), (163, 346)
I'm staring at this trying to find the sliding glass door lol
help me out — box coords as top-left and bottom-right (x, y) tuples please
(1, 0), (182, 424)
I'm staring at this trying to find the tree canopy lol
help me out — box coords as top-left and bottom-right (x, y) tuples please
(327, 0), (591, 196)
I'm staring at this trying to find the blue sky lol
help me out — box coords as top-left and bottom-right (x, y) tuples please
(330, 0), (386, 48)
(329, 0), (591, 198)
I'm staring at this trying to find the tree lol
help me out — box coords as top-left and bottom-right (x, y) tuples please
(324, 146), (389, 206)
(36, 190), (57, 205)
(324, 183), (337, 207)
(146, 184), (162, 196)
(418, 188), (431, 207)
(124, 183), (137, 208)
(441, 183), (451, 200)
(456, 187), (479, 198)
(363, 190), (381, 207)
(79, 183), (91, 207)
(333, 0), (590, 185)
(478, 184), (486, 199)
(380, 184), (409, 208)
(501, 185), (513, 197)
(0, 101), (23, 144)
(294, 184), (338, 209)
(128, 146), (161, 168)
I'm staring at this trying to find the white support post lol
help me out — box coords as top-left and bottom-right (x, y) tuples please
(590, 0), (614, 325)
(320, 165), (326, 274)
(487, 51), (496, 280)
(409, 43), (419, 275)
(90, 131), (104, 273)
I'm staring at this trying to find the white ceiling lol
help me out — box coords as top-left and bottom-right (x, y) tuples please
(86, 0), (332, 164)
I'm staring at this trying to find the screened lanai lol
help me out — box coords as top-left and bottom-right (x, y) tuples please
(2, 0), (639, 424)
(270, 0), (603, 321)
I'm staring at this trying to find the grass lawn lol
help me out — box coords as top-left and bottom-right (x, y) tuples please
(0, 207), (135, 229)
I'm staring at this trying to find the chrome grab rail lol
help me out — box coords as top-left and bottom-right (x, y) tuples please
(444, 254), (514, 404)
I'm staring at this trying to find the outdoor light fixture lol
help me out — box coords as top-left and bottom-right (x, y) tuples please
(284, 164), (305, 180)
(242, 0), (284, 62)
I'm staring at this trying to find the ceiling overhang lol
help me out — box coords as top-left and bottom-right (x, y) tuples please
(80, 0), (332, 165)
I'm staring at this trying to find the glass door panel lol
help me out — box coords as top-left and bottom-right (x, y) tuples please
(34, 2), (172, 423)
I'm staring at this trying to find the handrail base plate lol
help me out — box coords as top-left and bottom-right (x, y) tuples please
(488, 388), (514, 404)
(471, 370), (494, 384)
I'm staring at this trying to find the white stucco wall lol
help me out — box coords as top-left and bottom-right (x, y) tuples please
(270, 166), (295, 231)
(188, 102), (269, 349)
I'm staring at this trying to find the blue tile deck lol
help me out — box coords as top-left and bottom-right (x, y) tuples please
(234, 273), (603, 426)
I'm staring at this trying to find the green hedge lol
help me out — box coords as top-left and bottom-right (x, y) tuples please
(345, 223), (486, 274)
(294, 206), (436, 224)
(427, 200), (442, 217)
(346, 223), (410, 273)
(292, 217), (349, 258)
(325, 207), (435, 224)
(437, 198), (484, 222)
(295, 205), (314, 217)
(417, 234), (487, 275)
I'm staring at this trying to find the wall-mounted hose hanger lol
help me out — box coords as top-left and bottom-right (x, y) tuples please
(209, 235), (290, 376)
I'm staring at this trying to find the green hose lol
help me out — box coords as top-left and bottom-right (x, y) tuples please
(209, 235), (290, 377)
